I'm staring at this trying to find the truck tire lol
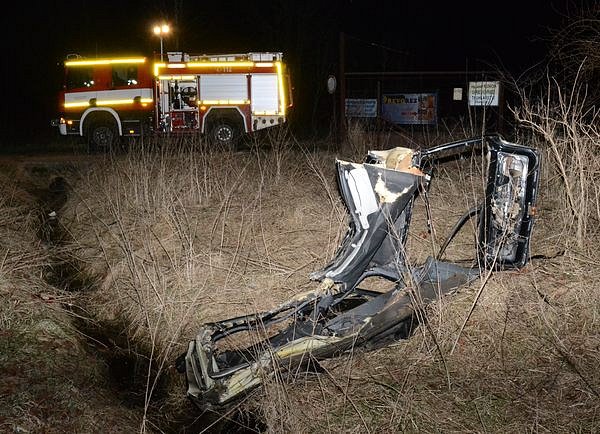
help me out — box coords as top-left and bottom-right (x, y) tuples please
(87, 119), (118, 153)
(208, 119), (239, 150)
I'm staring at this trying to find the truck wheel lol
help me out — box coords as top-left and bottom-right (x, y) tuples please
(87, 120), (118, 153)
(209, 120), (239, 150)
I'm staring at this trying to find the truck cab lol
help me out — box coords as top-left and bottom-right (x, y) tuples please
(52, 55), (154, 151)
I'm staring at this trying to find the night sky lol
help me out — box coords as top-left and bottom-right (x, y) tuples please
(2, 0), (573, 147)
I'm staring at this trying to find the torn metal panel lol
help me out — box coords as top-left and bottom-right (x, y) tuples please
(309, 159), (421, 291)
(177, 134), (540, 410)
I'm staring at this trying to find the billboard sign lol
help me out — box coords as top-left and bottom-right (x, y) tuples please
(381, 93), (437, 125)
(345, 98), (378, 118)
(468, 81), (500, 106)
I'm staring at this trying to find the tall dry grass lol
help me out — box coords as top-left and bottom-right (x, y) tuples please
(249, 130), (600, 433)
(514, 66), (600, 250)
(0, 166), (147, 433)
(61, 133), (349, 430)
(256, 256), (600, 433)
(60, 113), (600, 432)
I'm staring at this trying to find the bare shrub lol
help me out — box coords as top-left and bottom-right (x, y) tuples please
(548, 4), (600, 104)
(513, 67), (600, 249)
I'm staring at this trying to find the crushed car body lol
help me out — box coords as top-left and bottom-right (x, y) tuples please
(176, 134), (540, 409)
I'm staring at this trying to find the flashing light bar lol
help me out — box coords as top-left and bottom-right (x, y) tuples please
(65, 58), (146, 67)
(200, 100), (250, 105)
(153, 60), (275, 76)
(187, 61), (254, 68)
(64, 98), (153, 108)
(158, 75), (196, 80)
(276, 61), (286, 116)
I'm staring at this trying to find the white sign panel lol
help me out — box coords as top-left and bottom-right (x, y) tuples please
(468, 81), (500, 106)
(345, 98), (378, 118)
(453, 87), (463, 101)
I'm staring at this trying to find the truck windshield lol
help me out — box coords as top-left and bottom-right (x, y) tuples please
(112, 65), (139, 87)
(65, 67), (94, 90)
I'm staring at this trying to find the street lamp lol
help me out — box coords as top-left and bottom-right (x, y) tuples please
(152, 23), (170, 61)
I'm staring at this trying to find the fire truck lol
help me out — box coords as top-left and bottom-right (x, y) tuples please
(51, 51), (292, 150)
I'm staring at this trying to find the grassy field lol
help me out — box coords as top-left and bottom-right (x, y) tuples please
(0, 164), (147, 433)
(1, 99), (599, 433)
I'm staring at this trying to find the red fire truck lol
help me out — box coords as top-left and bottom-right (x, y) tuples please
(51, 51), (292, 150)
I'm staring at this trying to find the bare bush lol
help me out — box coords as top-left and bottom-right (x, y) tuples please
(514, 67), (600, 249)
(548, 4), (600, 104)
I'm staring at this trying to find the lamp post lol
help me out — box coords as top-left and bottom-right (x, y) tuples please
(153, 23), (170, 61)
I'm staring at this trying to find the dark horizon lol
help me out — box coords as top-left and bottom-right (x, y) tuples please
(1, 0), (575, 147)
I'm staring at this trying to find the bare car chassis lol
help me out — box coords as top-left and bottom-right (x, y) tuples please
(176, 134), (540, 409)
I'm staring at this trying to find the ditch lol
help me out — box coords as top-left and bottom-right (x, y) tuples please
(26, 162), (266, 433)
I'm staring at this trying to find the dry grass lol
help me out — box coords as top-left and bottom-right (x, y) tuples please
(59, 135), (348, 428)
(251, 146), (600, 433)
(56, 118), (600, 432)
(0, 168), (146, 433)
(255, 255), (600, 433)
(514, 70), (600, 250)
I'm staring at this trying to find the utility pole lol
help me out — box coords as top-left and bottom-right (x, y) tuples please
(338, 31), (346, 145)
(498, 81), (505, 135)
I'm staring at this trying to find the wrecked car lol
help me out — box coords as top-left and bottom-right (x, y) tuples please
(176, 134), (540, 409)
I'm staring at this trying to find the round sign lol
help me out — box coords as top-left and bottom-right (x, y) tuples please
(327, 75), (337, 94)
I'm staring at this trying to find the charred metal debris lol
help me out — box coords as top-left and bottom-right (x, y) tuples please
(176, 134), (540, 409)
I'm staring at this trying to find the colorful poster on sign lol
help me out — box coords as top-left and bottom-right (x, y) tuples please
(381, 93), (437, 125)
(345, 98), (378, 118)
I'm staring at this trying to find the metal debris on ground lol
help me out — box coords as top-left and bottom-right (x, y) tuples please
(176, 134), (540, 409)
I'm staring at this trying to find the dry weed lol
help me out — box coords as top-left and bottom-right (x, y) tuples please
(0, 167), (147, 433)
(61, 137), (347, 427)
(60, 125), (599, 433)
